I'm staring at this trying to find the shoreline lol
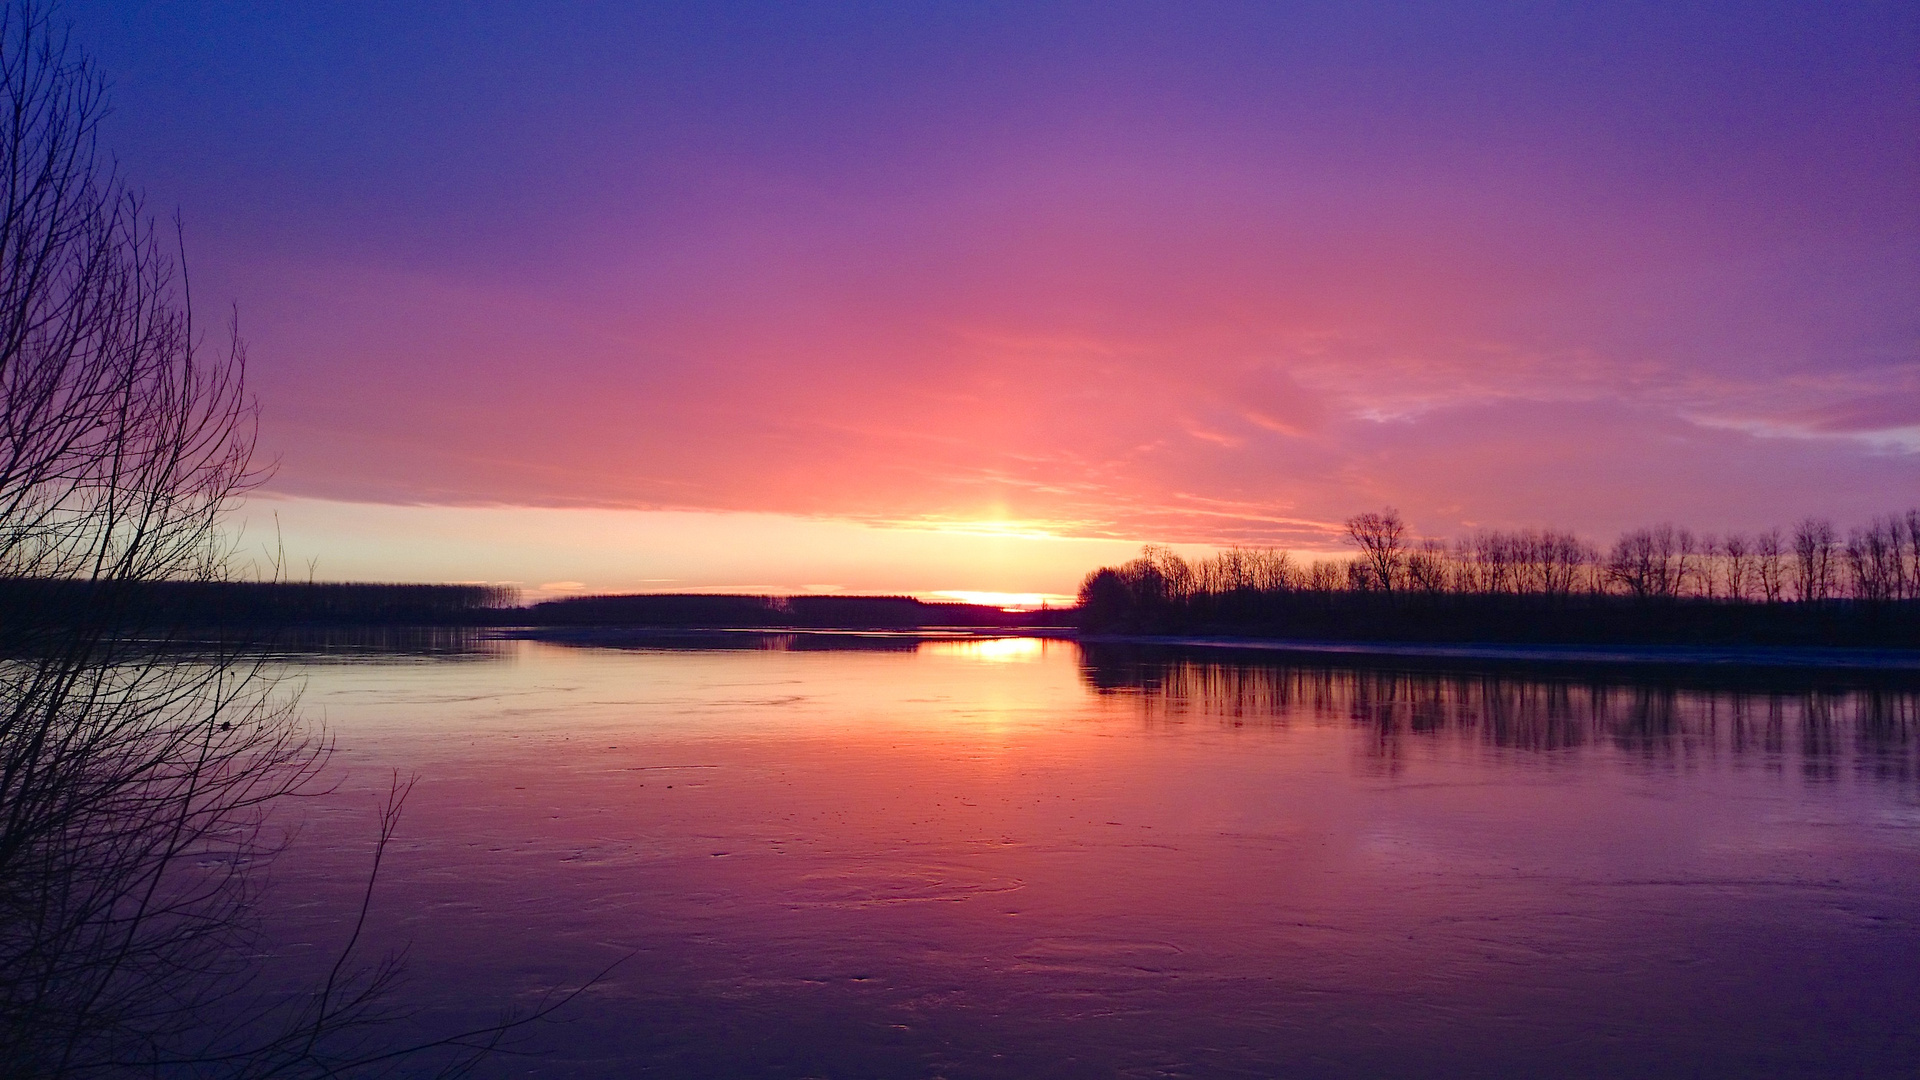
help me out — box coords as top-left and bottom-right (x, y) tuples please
(498, 625), (1079, 646)
(502, 625), (1920, 673)
(1077, 634), (1920, 672)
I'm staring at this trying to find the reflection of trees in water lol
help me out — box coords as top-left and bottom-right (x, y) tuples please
(1078, 646), (1919, 780)
(1854, 692), (1919, 782)
(261, 625), (509, 660)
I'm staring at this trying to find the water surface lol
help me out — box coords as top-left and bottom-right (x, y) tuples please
(265, 637), (1920, 1078)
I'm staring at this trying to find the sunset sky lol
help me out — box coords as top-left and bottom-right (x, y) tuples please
(71, 2), (1917, 598)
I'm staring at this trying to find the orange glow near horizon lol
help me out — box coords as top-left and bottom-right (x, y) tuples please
(927, 590), (1071, 610)
(250, 497), (1216, 600)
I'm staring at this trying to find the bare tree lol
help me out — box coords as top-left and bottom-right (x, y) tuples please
(1535, 530), (1593, 597)
(1344, 509), (1407, 595)
(1722, 534), (1752, 601)
(0, 4), (317, 1070)
(1129, 544), (1194, 604)
(1845, 516), (1906, 602)
(1407, 538), (1449, 593)
(1690, 534), (1719, 598)
(1607, 525), (1683, 599)
(0, 5), (588, 1074)
(1191, 546), (1296, 594)
(1470, 532), (1516, 594)
(1305, 559), (1344, 591)
(1905, 510), (1920, 600)
(0, 17), (257, 591)
(1792, 518), (1837, 602)
(1449, 537), (1483, 594)
(1755, 529), (1786, 602)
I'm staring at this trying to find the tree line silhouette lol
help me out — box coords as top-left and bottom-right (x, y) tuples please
(1078, 509), (1920, 646)
(0, 580), (517, 640)
(0, 587), (1071, 635)
(522, 592), (1065, 630)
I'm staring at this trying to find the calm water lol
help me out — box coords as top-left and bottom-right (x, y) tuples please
(260, 637), (1920, 1078)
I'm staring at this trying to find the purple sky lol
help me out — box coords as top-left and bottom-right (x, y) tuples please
(69, 2), (1919, 590)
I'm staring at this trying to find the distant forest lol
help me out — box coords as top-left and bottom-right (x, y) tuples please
(1078, 510), (1920, 647)
(521, 592), (1060, 630)
(0, 580), (1061, 638)
(0, 580), (516, 643)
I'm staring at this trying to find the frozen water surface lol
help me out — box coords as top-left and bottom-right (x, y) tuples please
(260, 637), (1920, 1078)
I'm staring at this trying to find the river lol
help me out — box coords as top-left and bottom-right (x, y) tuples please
(247, 634), (1919, 1077)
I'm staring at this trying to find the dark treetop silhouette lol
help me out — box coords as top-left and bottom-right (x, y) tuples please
(1077, 509), (1920, 647)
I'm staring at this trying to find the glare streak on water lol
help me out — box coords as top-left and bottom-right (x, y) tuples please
(266, 639), (1919, 1078)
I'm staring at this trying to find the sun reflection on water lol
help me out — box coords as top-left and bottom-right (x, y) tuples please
(924, 636), (1048, 662)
